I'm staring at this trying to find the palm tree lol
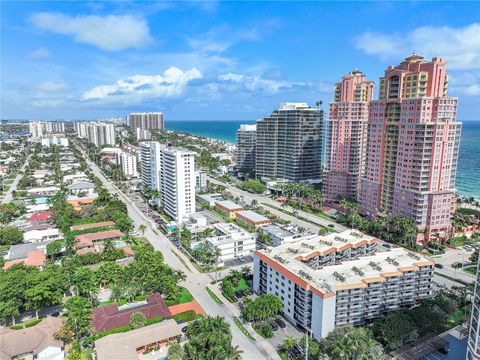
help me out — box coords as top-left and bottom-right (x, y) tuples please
(138, 224), (147, 241)
(281, 336), (297, 358)
(251, 199), (258, 209)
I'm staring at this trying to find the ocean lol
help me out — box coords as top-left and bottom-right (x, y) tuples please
(165, 120), (480, 198)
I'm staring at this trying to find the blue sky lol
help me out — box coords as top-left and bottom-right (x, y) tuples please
(1, 1), (479, 121)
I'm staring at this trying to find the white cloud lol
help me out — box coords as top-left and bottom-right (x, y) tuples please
(355, 23), (480, 69)
(81, 66), (203, 103)
(31, 12), (153, 51)
(28, 46), (50, 59)
(218, 72), (306, 94)
(31, 81), (70, 93)
(449, 72), (480, 96)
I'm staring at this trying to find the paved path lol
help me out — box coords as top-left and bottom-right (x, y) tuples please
(207, 176), (348, 233)
(2, 155), (30, 204)
(75, 142), (274, 359)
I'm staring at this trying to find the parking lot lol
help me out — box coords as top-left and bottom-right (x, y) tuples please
(267, 317), (305, 349)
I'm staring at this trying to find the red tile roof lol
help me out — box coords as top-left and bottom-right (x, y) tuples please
(70, 221), (116, 231)
(92, 293), (171, 332)
(76, 247), (96, 255)
(26, 211), (53, 222)
(75, 230), (123, 248)
(25, 250), (46, 267)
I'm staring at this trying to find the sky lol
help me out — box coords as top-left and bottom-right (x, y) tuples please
(1, 1), (479, 121)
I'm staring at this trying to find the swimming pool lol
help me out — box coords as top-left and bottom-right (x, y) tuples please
(35, 197), (48, 204)
(112, 240), (126, 248)
(425, 334), (467, 360)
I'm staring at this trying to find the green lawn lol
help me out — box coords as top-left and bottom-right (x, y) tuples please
(165, 287), (194, 306)
(233, 279), (250, 292)
(447, 304), (471, 326)
(172, 310), (203, 323)
(9, 318), (42, 330)
(464, 266), (477, 276)
(233, 317), (256, 341)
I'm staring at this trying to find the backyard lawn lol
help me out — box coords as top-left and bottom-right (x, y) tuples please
(233, 279), (250, 292)
(165, 286), (193, 306)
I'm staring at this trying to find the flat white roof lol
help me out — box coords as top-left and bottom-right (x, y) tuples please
(258, 229), (433, 294)
(215, 200), (243, 211)
(237, 210), (271, 223)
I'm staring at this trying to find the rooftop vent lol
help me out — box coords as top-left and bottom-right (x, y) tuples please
(386, 257), (399, 266)
(352, 266), (365, 276)
(368, 261), (382, 271)
(333, 271), (346, 282)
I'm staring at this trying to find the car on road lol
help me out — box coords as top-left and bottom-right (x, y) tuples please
(275, 318), (286, 329)
(181, 326), (188, 333)
(328, 224), (335, 228)
(270, 321), (279, 331)
(434, 263), (444, 269)
(383, 243), (392, 249)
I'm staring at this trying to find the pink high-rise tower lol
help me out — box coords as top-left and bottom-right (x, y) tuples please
(324, 70), (374, 201)
(359, 54), (462, 243)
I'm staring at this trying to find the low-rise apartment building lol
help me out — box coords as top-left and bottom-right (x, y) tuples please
(214, 200), (244, 219)
(253, 230), (434, 340)
(202, 223), (256, 265)
(259, 224), (315, 246)
(236, 210), (272, 229)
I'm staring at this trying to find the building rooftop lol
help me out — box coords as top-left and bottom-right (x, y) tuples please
(214, 200), (243, 211)
(26, 210), (54, 222)
(261, 224), (295, 238)
(75, 229), (123, 248)
(70, 221), (116, 231)
(257, 230), (433, 295)
(5, 240), (53, 260)
(95, 319), (181, 360)
(67, 181), (95, 190)
(236, 210), (271, 224)
(92, 293), (172, 332)
(0, 316), (63, 360)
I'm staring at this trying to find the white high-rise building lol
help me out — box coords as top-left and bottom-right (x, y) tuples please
(73, 122), (88, 138)
(139, 142), (196, 222)
(85, 122), (116, 147)
(29, 121), (65, 138)
(117, 151), (138, 178)
(467, 259), (480, 359)
(136, 128), (152, 140)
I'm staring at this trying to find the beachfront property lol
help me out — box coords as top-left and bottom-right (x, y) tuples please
(358, 54), (462, 242)
(94, 319), (181, 360)
(128, 112), (164, 131)
(236, 124), (257, 174)
(214, 200), (244, 219)
(255, 102), (323, 182)
(467, 259), (480, 360)
(259, 224), (316, 246)
(0, 316), (64, 360)
(235, 210), (272, 229)
(323, 70), (373, 202)
(253, 229), (434, 340)
(199, 222), (256, 265)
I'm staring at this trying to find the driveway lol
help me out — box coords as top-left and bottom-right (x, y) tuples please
(267, 318), (305, 350)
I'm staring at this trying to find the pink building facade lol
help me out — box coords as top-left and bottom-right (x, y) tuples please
(358, 55), (462, 243)
(324, 70), (374, 202)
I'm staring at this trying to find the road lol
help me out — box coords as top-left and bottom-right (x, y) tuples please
(208, 176), (348, 233)
(76, 143), (277, 359)
(432, 247), (476, 284)
(2, 155), (30, 204)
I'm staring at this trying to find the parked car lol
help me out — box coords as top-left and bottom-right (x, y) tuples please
(270, 321), (279, 331)
(434, 263), (444, 269)
(383, 243), (392, 249)
(275, 318), (286, 329)
(181, 326), (188, 333)
(328, 224), (335, 228)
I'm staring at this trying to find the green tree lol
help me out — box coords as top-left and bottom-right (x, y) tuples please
(281, 335), (297, 359)
(46, 240), (64, 257)
(138, 224), (147, 240)
(96, 262), (124, 288)
(0, 225), (23, 245)
(320, 326), (384, 359)
(25, 273), (63, 318)
(471, 249), (479, 264)
(241, 294), (283, 323)
(129, 312), (147, 329)
(64, 296), (92, 339)
(167, 343), (184, 360)
(372, 311), (418, 350)
(70, 267), (98, 301)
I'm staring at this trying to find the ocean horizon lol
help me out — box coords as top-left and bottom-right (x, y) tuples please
(165, 119), (480, 199)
